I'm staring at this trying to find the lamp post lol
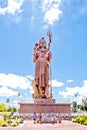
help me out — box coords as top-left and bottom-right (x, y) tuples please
(18, 93), (20, 113)
(75, 92), (78, 112)
(18, 93), (20, 103)
(6, 98), (10, 112)
(82, 96), (86, 112)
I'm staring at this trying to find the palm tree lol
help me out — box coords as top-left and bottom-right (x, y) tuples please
(82, 97), (87, 111)
(72, 101), (77, 112)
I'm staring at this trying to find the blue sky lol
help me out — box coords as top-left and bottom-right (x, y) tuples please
(0, 0), (87, 106)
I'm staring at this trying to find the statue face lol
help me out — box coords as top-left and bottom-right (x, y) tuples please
(39, 38), (46, 48)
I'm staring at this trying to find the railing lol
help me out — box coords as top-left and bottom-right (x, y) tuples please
(19, 97), (72, 104)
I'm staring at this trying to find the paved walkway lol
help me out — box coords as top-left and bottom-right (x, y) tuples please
(0, 120), (87, 130)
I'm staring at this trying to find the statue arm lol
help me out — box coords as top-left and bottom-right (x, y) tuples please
(48, 43), (50, 51)
(33, 52), (37, 63)
(48, 51), (52, 63)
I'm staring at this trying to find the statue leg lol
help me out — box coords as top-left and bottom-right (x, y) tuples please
(45, 86), (48, 98)
(39, 87), (42, 97)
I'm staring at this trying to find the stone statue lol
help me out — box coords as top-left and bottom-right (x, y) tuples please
(33, 30), (52, 98)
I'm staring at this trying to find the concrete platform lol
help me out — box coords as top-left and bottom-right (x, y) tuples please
(19, 98), (71, 113)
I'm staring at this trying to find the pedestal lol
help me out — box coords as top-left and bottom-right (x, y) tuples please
(19, 98), (71, 114)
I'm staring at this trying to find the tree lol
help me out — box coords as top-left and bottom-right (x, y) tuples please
(82, 97), (87, 111)
(7, 107), (18, 114)
(0, 103), (6, 112)
(72, 101), (77, 112)
(78, 104), (84, 111)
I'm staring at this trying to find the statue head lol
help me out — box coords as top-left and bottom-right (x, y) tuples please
(39, 37), (46, 48)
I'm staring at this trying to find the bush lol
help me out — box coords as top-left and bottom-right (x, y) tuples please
(2, 112), (11, 121)
(83, 119), (87, 125)
(73, 116), (87, 125)
(15, 120), (20, 125)
(0, 119), (4, 126)
(3, 114), (7, 121)
(7, 119), (13, 124)
(12, 122), (17, 127)
(1, 121), (8, 127)
(0, 118), (24, 127)
(20, 118), (24, 123)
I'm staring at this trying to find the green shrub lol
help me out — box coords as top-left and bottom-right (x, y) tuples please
(7, 119), (13, 124)
(18, 119), (21, 123)
(73, 116), (80, 123)
(73, 116), (87, 125)
(3, 114), (7, 121)
(1, 121), (8, 127)
(12, 122), (17, 127)
(15, 120), (20, 125)
(0, 119), (4, 126)
(83, 119), (87, 125)
(20, 118), (24, 123)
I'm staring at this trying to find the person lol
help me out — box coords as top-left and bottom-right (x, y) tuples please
(38, 112), (42, 124)
(50, 112), (55, 124)
(33, 112), (37, 124)
(33, 37), (52, 98)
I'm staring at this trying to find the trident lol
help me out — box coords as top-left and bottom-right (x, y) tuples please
(47, 29), (52, 44)
(47, 29), (52, 98)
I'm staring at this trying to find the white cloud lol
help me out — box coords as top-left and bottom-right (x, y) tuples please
(42, 0), (63, 25)
(59, 86), (79, 97)
(52, 79), (64, 87)
(44, 8), (62, 25)
(0, 73), (34, 97)
(26, 75), (34, 80)
(0, 73), (32, 90)
(29, 89), (34, 94)
(42, 0), (62, 11)
(0, 86), (17, 97)
(59, 80), (87, 98)
(22, 0), (64, 27)
(0, 0), (24, 15)
(0, 73), (64, 97)
(66, 80), (73, 83)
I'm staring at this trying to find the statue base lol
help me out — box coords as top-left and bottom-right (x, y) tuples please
(19, 98), (71, 114)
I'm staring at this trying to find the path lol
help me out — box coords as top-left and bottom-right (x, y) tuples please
(0, 120), (87, 130)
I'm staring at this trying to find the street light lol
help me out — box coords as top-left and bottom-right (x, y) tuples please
(18, 93), (20, 103)
(75, 92), (78, 112)
(6, 98), (10, 112)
